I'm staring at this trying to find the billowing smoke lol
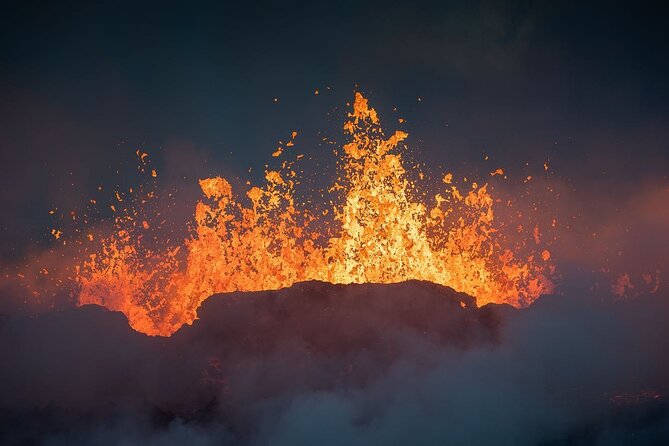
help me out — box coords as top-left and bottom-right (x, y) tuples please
(1, 281), (668, 445)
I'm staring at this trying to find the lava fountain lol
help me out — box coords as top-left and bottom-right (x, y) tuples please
(69, 93), (554, 336)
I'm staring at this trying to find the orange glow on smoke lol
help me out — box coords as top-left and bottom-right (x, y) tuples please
(74, 93), (553, 335)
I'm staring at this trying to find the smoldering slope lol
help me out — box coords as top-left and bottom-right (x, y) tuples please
(1, 281), (669, 445)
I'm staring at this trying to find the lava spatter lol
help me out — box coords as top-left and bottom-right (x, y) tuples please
(74, 93), (553, 335)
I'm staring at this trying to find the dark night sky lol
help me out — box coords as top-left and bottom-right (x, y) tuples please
(1, 0), (668, 268)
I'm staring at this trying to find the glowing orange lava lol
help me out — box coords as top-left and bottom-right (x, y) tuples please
(75, 93), (553, 335)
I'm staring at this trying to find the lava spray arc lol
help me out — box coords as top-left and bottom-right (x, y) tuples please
(74, 93), (554, 335)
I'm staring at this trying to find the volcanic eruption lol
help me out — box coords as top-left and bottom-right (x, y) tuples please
(2, 92), (668, 445)
(2, 3), (669, 442)
(64, 93), (554, 336)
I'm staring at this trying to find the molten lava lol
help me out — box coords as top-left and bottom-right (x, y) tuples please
(74, 93), (553, 335)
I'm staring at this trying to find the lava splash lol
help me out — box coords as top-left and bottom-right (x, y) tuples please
(74, 93), (553, 335)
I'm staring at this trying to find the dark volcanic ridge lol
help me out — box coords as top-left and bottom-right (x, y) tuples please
(178, 280), (509, 352)
(1, 281), (669, 445)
